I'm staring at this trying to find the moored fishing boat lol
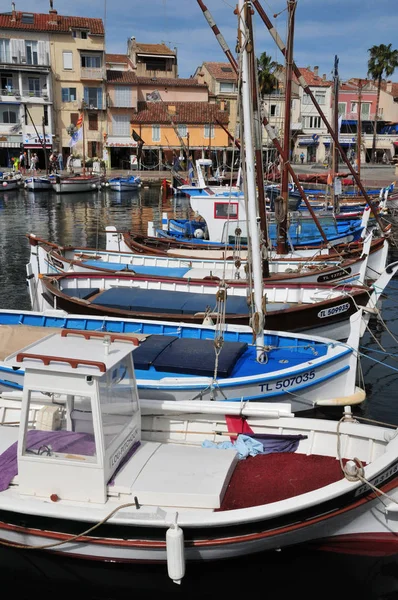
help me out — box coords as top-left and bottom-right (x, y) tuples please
(24, 176), (54, 191)
(107, 175), (141, 191)
(0, 326), (396, 585)
(52, 174), (101, 194)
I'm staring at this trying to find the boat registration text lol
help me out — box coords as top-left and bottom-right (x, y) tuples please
(260, 370), (315, 393)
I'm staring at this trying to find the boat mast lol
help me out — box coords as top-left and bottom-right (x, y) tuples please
(277, 0), (296, 254)
(357, 79), (363, 180)
(252, 0), (386, 234)
(331, 55), (340, 214)
(239, 0), (265, 359)
(42, 112), (49, 176)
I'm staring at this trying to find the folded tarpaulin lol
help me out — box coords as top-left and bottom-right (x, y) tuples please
(202, 433), (307, 459)
(0, 430), (95, 492)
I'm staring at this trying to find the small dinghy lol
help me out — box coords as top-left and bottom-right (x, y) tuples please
(24, 176), (53, 191)
(107, 175), (141, 191)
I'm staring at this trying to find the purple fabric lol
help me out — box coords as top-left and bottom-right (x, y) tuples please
(249, 433), (307, 454)
(0, 430), (95, 492)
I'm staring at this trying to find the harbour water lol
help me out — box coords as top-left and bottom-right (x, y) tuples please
(0, 185), (398, 598)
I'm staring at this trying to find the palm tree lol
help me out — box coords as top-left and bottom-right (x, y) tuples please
(257, 52), (281, 96)
(367, 43), (398, 162)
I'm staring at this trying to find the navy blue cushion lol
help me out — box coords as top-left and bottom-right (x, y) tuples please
(152, 338), (248, 378)
(90, 288), (250, 316)
(132, 335), (178, 370)
(61, 287), (100, 300)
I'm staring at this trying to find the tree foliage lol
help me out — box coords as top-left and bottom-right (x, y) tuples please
(367, 43), (398, 161)
(257, 51), (282, 96)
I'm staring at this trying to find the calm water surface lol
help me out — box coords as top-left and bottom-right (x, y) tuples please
(0, 185), (398, 599)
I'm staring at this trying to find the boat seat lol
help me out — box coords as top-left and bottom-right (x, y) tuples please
(110, 440), (238, 509)
(151, 337), (248, 378)
(91, 288), (250, 315)
(82, 260), (190, 278)
(132, 335), (179, 370)
(61, 287), (100, 300)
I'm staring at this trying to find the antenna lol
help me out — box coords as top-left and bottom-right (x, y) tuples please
(49, 0), (53, 8)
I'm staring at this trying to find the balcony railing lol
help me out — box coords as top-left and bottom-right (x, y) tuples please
(22, 89), (49, 99)
(80, 67), (105, 80)
(0, 88), (20, 97)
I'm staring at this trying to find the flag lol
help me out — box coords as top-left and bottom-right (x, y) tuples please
(132, 130), (144, 144)
(188, 159), (194, 182)
(69, 126), (83, 148)
(69, 114), (83, 148)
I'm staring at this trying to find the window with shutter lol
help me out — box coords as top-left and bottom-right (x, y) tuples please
(114, 86), (132, 107)
(88, 113), (98, 130)
(112, 114), (130, 136)
(63, 51), (73, 70)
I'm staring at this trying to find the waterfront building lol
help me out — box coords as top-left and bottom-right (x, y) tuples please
(0, 6), (53, 168)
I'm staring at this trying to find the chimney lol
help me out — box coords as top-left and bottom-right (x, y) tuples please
(11, 2), (16, 21)
(168, 105), (176, 115)
(49, 0), (57, 14)
(322, 74), (326, 80)
(386, 81), (392, 93)
(314, 66), (319, 77)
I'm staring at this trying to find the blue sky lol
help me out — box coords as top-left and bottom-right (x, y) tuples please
(2, 0), (397, 82)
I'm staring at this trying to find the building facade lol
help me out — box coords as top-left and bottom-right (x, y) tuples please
(0, 9), (53, 168)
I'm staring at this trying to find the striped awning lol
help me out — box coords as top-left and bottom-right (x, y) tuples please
(0, 142), (20, 148)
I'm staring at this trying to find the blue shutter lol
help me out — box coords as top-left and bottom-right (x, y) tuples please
(61, 88), (69, 102)
(84, 87), (89, 105)
(96, 88), (102, 110)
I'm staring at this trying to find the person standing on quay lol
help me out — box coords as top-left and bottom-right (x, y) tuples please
(58, 151), (63, 172)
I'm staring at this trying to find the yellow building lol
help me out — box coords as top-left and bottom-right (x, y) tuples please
(0, 5), (105, 168)
(48, 9), (105, 161)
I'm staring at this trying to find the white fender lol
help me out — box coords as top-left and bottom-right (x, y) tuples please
(166, 517), (185, 584)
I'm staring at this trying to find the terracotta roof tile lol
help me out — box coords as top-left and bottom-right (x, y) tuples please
(137, 76), (204, 88)
(0, 10), (104, 34)
(106, 54), (129, 63)
(132, 101), (229, 125)
(201, 62), (238, 81)
(106, 70), (138, 84)
(295, 67), (332, 87)
(134, 43), (175, 56)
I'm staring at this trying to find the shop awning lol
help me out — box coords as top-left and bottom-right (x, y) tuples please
(0, 142), (20, 148)
(298, 138), (318, 145)
(24, 144), (52, 149)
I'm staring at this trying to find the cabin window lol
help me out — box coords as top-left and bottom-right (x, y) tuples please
(214, 201), (238, 219)
(98, 357), (138, 452)
(22, 390), (97, 463)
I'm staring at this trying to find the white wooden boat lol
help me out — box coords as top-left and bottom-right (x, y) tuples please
(0, 307), (366, 413)
(26, 231), (376, 287)
(24, 176), (54, 191)
(0, 328), (397, 584)
(52, 175), (101, 194)
(107, 175), (141, 191)
(0, 175), (19, 191)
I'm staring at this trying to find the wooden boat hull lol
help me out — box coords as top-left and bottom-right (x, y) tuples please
(32, 270), (390, 341)
(25, 177), (53, 191)
(52, 176), (101, 194)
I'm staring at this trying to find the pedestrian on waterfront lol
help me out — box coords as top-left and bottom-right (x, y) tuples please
(58, 151), (64, 172)
(300, 152), (304, 164)
(382, 151), (388, 165)
(19, 151), (26, 174)
(30, 153), (38, 174)
(49, 152), (58, 174)
(13, 155), (19, 172)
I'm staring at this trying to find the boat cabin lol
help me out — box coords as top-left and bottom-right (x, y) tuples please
(2, 330), (238, 508)
(4, 331), (141, 503)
